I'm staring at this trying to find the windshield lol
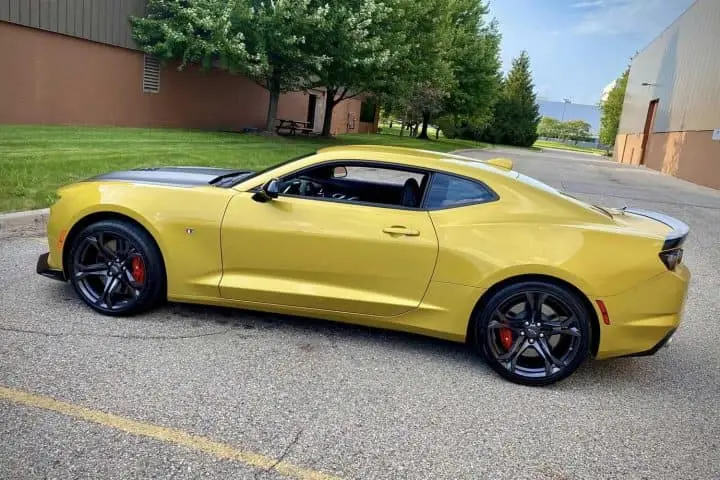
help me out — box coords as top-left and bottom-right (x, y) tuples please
(232, 152), (316, 186)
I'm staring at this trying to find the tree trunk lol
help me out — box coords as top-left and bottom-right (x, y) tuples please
(321, 89), (337, 137)
(417, 111), (430, 139)
(389, 120), (393, 129)
(265, 71), (281, 133)
(399, 121), (405, 137)
(435, 127), (439, 139)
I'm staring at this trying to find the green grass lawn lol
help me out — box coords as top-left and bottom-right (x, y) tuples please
(534, 140), (607, 155)
(0, 124), (488, 212)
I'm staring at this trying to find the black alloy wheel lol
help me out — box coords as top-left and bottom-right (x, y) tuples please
(69, 219), (165, 316)
(474, 281), (591, 386)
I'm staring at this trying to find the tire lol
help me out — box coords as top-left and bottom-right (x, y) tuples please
(68, 219), (165, 316)
(472, 281), (591, 386)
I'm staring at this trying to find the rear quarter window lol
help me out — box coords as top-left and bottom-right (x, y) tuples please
(425, 173), (495, 209)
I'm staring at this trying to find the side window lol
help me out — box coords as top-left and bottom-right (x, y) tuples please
(425, 173), (495, 209)
(279, 163), (429, 208)
(342, 166), (424, 186)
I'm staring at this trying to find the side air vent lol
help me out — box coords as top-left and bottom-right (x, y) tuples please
(143, 55), (161, 94)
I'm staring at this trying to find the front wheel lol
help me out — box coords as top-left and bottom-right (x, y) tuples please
(473, 281), (591, 386)
(68, 219), (165, 316)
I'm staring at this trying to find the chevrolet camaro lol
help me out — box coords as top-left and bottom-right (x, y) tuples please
(36, 145), (690, 386)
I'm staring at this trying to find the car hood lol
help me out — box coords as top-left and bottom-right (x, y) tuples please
(85, 166), (253, 187)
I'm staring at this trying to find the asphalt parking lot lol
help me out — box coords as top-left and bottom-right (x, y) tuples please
(2, 147), (719, 479)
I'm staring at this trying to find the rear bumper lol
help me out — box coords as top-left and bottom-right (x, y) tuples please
(36, 252), (66, 282)
(595, 264), (689, 359)
(620, 328), (676, 358)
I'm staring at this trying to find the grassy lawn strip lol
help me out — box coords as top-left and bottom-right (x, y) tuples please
(0, 125), (488, 212)
(534, 140), (606, 155)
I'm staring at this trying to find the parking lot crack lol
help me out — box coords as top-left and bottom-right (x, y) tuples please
(260, 427), (304, 479)
(0, 326), (235, 340)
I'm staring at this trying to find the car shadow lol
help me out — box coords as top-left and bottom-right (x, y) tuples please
(48, 283), (677, 390)
(167, 301), (480, 361)
(164, 302), (660, 390)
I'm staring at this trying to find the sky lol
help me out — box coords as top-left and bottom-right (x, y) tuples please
(487, 0), (696, 105)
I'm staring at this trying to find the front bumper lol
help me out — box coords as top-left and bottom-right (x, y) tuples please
(36, 252), (66, 282)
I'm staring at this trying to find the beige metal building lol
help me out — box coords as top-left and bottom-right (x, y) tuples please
(615, 0), (720, 189)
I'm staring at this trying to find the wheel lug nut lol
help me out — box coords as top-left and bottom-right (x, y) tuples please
(520, 331), (525, 336)
(529, 339), (535, 344)
(539, 333), (544, 337)
(524, 321), (529, 326)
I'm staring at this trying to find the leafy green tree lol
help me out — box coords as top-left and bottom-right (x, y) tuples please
(538, 117), (565, 138)
(484, 51), (540, 146)
(131, 0), (329, 132)
(411, 1), (502, 139)
(539, 117), (592, 142)
(435, 11), (502, 139)
(537, 117), (562, 138)
(564, 120), (593, 142)
(305, 0), (407, 136)
(599, 69), (629, 145)
(379, 0), (456, 139)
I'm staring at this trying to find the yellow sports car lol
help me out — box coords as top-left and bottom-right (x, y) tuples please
(37, 145), (690, 385)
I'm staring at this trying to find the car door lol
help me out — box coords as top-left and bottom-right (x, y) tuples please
(219, 179), (438, 317)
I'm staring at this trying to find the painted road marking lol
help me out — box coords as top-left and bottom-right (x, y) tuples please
(0, 385), (341, 480)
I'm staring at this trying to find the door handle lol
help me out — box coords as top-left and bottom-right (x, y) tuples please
(382, 226), (420, 236)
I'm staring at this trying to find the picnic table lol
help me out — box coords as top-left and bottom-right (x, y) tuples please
(276, 119), (314, 136)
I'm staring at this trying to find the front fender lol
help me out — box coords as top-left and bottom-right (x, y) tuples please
(48, 181), (235, 299)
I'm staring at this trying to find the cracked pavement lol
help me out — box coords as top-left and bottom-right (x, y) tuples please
(1, 147), (720, 479)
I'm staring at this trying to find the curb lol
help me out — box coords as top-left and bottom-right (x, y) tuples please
(0, 208), (49, 239)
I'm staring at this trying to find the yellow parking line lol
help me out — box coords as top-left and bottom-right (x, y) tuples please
(0, 385), (341, 480)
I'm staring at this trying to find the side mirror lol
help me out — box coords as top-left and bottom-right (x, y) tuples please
(252, 178), (280, 203)
(332, 166), (348, 178)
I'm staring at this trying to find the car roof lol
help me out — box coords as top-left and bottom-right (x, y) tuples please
(315, 145), (517, 181)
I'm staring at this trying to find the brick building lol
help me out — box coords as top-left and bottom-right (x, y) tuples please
(0, 0), (378, 135)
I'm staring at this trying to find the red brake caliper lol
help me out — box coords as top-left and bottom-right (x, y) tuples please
(499, 328), (514, 350)
(131, 257), (145, 285)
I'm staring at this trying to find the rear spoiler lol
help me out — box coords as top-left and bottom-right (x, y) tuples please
(485, 157), (514, 170)
(624, 208), (689, 250)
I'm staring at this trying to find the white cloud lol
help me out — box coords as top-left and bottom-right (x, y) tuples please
(572, 0), (694, 36)
(571, 1), (605, 8)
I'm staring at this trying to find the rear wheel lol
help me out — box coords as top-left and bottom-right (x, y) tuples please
(473, 281), (591, 386)
(68, 219), (165, 316)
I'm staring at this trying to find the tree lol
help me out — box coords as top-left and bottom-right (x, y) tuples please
(538, 117), (592, 142)
(564, 120), (592, 142)
(410, 0), (502, 139)
(483, 51), (540, 146)
(437, 11), (502, 139)
(304, 0), (408, 136)
(599, 68), (629, 145)
(131, 0), (329, 132)
(379, 0), (456, 140)
(537, 117), (562, 138)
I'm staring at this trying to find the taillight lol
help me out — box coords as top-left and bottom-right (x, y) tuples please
(659, 248), (683, 270)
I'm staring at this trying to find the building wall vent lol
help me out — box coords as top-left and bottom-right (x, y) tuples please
(143, 55), (161, 94)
